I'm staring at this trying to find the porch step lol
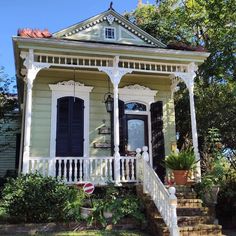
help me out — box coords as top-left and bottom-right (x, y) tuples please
(177, 199), (203, 208)
(177, 207), (209, 216)
(136, 184), (223, 236)
(161, 224), (222, 236)
(151, 215), (213, 226)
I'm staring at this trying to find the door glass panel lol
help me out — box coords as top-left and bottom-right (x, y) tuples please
(127, 119), (145, 151)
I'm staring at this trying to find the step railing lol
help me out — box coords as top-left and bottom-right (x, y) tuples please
(137, 147), (179, 236)
(28, 156), (138, 185)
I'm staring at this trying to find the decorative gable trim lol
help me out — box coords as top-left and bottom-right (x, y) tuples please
(53, 9), (166, 48)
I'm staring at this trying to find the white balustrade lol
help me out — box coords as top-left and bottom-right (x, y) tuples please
(120, 156), (137, 182)
(28, 156), (138, 185)
(141, 147), (179, 236)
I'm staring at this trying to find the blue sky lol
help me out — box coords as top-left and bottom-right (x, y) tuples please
(0, 0), (155, 79)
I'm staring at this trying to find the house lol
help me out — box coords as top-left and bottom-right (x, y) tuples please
(12, 5), (209, 186)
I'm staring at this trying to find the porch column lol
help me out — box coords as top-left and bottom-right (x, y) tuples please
(172, 63), (201, 180)
(99, 56), (132, 184)
(20, 49), (50, 173)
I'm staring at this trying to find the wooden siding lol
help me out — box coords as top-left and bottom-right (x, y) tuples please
(68, 21), (148, 46)
(30, 69), (176, 158)
(0, 114), (21, 177)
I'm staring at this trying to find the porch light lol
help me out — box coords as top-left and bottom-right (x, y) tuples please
(104, 93), (113, 113)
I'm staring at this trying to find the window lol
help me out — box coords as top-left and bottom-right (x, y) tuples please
(105, 27), (115, 40)
(125, 102), (146, 112)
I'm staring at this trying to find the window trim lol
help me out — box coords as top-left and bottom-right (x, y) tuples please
(104, 27), (116, 41)
(49, 82), (93, 159)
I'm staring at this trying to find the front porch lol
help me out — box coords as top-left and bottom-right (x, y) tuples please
(18, 50), (204, 183)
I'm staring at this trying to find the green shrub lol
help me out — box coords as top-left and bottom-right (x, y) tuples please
(87, 185), (145, 226)
(1, 173), (84, 223)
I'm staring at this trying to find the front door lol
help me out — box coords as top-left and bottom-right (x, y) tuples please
(56, 96), (84, 157)
(125, 114), (148, 156)
(118, 101), (149, 156)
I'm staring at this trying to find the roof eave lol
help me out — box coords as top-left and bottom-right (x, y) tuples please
(12, 36), (210, 64)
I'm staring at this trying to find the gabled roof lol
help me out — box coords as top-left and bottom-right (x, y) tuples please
(53, 8), (166, 48)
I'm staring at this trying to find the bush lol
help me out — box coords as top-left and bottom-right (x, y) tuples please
(87, 184), (145, 226)
(1, 173), (83, 223)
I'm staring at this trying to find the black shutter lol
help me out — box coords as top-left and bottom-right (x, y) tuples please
(151, 101), (166, 183)
(56, 97), (84, 157)
(118, 100), (126, 156)
(110, 99), (125, 156)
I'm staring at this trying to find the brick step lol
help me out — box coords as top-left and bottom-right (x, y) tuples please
(149, 215), (213, 226)
(176, 192), (198, 199)
(177, 198), (203, 208)
(161, 224), (222, 236)
(177, 207), (209, 216)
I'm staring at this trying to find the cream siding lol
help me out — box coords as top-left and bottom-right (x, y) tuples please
(67, 21), (149, 46)
(30, 70), (176, 158)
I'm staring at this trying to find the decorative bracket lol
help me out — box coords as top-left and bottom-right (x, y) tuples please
(98, 56), (133, 85)
(20, 49), (50, 89)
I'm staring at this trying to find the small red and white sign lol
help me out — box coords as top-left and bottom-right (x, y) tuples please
(83, 182), (95, 195)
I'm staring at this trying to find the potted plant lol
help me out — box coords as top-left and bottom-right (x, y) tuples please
(163, 149), (196, 185)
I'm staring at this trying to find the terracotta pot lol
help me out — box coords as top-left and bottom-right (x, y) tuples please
(173, 170), (189, 185)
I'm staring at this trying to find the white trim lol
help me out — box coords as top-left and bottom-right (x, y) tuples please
(119, 84), (157, 167)
(104, 27), (116, 41)
(49, 81), (93, 160)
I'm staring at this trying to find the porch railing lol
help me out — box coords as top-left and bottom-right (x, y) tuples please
(28, 156), (137, 185)
(137, 148), (179, 236)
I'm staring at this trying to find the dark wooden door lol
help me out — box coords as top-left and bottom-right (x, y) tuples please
(56, 97), (84, 157)
(151, 101), (166, 182)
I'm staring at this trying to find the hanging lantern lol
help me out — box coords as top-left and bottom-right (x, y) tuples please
(104, 93), (113, 113)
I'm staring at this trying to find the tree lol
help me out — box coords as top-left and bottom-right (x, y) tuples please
(0, 67), (18, 119)
(0, 67), (18, 153)
(126, 0), (236, 152)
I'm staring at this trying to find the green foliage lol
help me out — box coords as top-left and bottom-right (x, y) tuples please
(87, 185), (145, 227)
(127, 0), (236, 152)
(0, 66), (17, 119)
(1, 173), (84, 223)
(195, 129), (227, 203)
(163, 149), (196, 170)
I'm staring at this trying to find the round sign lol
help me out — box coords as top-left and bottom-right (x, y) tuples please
(83, 182), (95, 195)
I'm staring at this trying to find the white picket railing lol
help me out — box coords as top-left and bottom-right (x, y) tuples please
(28, 156), (138, 185)
(137, 147), (179, 236)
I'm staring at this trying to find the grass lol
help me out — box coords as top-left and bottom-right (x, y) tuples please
(3, 230), (150, 236)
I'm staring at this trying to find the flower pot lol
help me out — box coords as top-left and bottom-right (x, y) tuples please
(204, 185), (220, 205)
(80, 206), (94, 219)
(173, 170), (189, 185)
(103, 211), (113, 219)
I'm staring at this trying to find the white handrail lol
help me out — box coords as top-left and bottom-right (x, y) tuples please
(138, 147), (179, 236)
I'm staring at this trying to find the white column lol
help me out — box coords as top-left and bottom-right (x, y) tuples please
(173, 63), (201, 180)
(188, 82), (201, 180)
(22, 76), (33, 173)
(99, 56), (132, 184)
(20, 49), (50, 173)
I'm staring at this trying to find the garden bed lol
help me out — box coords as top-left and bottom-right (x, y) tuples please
(0, 222), (150, 235)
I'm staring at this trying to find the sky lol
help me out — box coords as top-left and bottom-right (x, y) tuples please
(0, 0), (155, 79)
